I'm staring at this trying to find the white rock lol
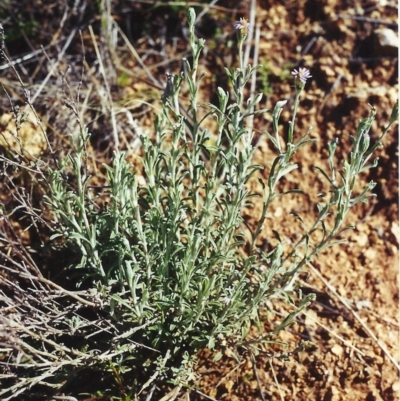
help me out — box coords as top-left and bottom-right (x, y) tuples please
(375, 28), (398, 49)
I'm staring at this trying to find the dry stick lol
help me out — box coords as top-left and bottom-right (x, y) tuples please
(139, 350), (171, 395)
(30, 31), (77, 103)
(0, 45), (57, 71)
(291, 282), (366, 356)
(335, 14), (398, 27)
(192, 389), (219, 401)
(2, 260), (96, 308)
(79, 81), (93, 124)
(250, 350), (267, 401)
(308, 261), (400, 371)
(0, 236), (96, 307)
(4, 330), (59, 362)
(243, 0), (257, 69)
(82, 56), (128, 152)
(75, 30), (86, 115)
(196, 0), (220, 22)
(114, 21), (160, 86)
(318, 73), (343, 115)
(266, 303), (366, 356)
(102, 0), (116, 66)
(33, 275), (97, 307)
(133, 1), (233, 13)
(30, 3), (70, 81)
(268, 359), (285, 401)
(366, 309), (399, 328)
(145, 386), (157, 401)
(6, 320), (84, 358)
(302, 310), (365, 356)
(109, 21), (164, 151)
(129, 52), (190, 76)
(0, 154), (42, 174)
(0, 24), (65, 180)
(292, 35), (318, 75)
(0, 378), (42, 401)
(211, 359), (244, 397)
(0, 229), (44, 276)
(159, 385), (182, 401)
(115, 51), (189, 89)
(248, 23), (261, 135)
(301, 36), (317, 57)
(88, 25), (119, 149)
(1, 75), (71, 148)
(110, 39), (206, 153)
(178, 392), (190, 401)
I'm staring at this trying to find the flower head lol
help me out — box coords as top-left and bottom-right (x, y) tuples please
(234, 17), (251, 39)
(291, 68), (312, 84)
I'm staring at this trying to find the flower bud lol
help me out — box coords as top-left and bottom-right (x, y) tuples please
(389, 100), (399, 125)
(187, 8), (196, 27)
(360, 133), (370, 153)
(275, 100), (287, 108)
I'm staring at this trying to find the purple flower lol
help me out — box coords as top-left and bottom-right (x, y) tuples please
(234, 17), (251, 33)
(233, 18), (250, 40)
(291, 68), (312, 84)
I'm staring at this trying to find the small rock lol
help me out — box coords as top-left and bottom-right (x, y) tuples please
(390, 222), (399, 243)
(0, 109), (47, 159)
(356, 232), (369, 247)
(376, 28), (398, 47)
(373, 28), (398, 57)
(331, 344), (344, 357)
(392, 380), (400, 392)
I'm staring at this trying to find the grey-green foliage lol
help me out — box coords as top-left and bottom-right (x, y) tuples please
(45, 7), (398, 387)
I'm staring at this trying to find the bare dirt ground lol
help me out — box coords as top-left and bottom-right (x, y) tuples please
(188, 2), (399, 400)
(0, 0), (398, 400)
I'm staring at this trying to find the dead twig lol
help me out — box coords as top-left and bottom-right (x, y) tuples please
(308, 261), (400, 371)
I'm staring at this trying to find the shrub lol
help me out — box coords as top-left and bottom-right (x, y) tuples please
(0, 8), (397, 400)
